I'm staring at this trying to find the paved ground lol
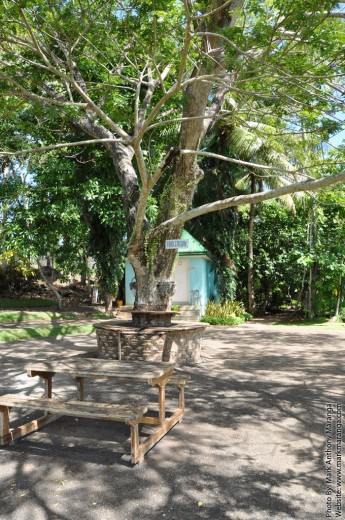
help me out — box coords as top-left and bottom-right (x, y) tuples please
(0, 320), (344, 520)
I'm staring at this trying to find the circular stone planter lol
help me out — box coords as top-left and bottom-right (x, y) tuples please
(95, 320), (207, 365)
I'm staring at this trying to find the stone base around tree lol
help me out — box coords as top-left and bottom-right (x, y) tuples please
(131, 310), (179, 327)
(95, 320), (207, 365)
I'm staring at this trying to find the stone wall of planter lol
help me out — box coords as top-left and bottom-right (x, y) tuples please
(95, 321), (207, 365)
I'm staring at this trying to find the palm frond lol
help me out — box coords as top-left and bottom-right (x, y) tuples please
(225, 125), (264, 158)
(234, 173), (251, 191)
(278, 194), (296, 214)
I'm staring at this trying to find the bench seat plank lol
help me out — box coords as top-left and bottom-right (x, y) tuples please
(0, 394), (147, 423)
(168, 375), (189, 385)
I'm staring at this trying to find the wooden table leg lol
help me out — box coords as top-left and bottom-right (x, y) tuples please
(151, 371), (173, 426)
(75, 377), (84, 400)
(41, 375), (53, 398)
(158, 383), (166, 425)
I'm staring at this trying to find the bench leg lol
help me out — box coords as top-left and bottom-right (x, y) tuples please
(0, 404), (61, 446)
(176, 384), (185, 411)
(134, 408), (184, 463)
(130, 421), (144, 464)
(0, 406), (10, 444)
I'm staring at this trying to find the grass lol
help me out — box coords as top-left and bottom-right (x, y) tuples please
(272, 316), (345, 328)
(272, 319), (345, 329)
(0, 324), (95, 343)
(0, 309), (112, 324)
(0, 297), (56, 309)
(0, 310), (80, 323)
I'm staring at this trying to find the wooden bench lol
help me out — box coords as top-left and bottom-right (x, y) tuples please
(0, 394), (148, 464)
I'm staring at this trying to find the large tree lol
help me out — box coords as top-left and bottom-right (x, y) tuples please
(0, 0), (344, 314)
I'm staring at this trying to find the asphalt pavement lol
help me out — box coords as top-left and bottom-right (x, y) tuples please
(0, 319), (344, 520)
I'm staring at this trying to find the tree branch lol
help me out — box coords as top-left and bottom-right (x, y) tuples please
(180, 149), (290, 173)
(0, 70), (87, 108)
(0, 138), (128, 157)
(306, 11), (345, 19)
(1, 19), (130, 140)
(133, 12), (193, 142)
(134, 64), (149, 131)
(150, 170), (345, 237)
(147, 111), (233, 131)
(133, 144), (149, 187)
(190, 0), (237, 21)
(149, 147), (181, 188)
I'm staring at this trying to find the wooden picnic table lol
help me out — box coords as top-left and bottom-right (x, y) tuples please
(25, 358), (176, 425)
(0, 358), (188, 463)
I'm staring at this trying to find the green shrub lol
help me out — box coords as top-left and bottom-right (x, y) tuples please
(171, 305), (181, 311)
(204, 300), (245, 318)
(0, 251), (37, 296)
(201, 300), (251, 326)
(337, 308), (345, 322)
(200, 315), (245, 326)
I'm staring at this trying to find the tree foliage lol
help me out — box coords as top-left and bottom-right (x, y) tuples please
(0, 0), (344, 311)
(233, 189), (345, 317)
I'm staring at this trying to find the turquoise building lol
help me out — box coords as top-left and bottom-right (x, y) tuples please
(124, 231), (216, 316)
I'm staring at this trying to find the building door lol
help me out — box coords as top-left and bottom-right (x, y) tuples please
(172, 259), (189, 302)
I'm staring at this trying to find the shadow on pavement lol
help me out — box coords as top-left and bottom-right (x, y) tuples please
(0, 324), (343, 520)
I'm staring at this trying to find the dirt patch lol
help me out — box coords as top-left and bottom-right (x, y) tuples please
(250, 309), (311, 325)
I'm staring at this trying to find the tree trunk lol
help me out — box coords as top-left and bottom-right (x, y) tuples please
(305, 206), (317, 319)
(335, 272), (342, 317)
(258, 280), (272, 315)
(0, 161), (9, 255)
(80, 252), (89, 286)
(247, 175), (256, 315)
(128, 245), (178, 312)
(91, 286), (99, 304)
(104, 291), (114, 315)
(37, 259), (63, 310)
(306, 263), (318, 319)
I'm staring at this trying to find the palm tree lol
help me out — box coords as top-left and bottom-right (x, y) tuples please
(225, 122), (301, 313)
(191, 111), (307, 313)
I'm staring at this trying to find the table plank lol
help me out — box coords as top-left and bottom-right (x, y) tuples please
(25, 358), (175, 382)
